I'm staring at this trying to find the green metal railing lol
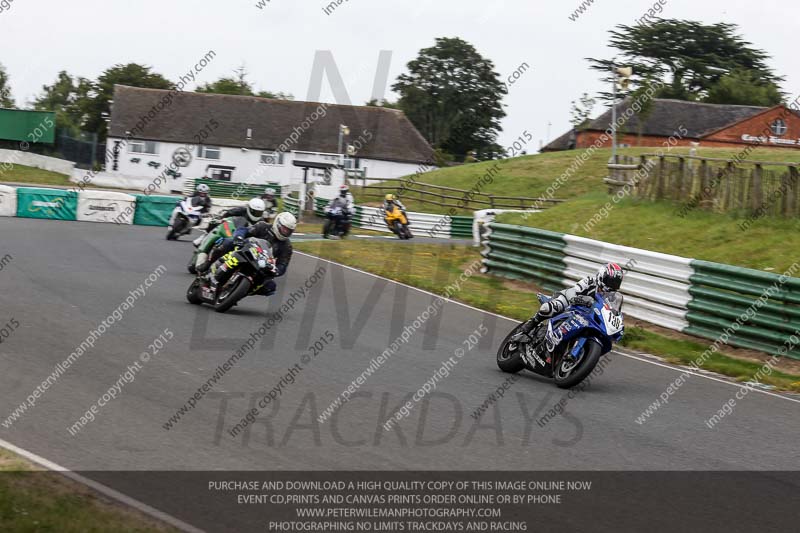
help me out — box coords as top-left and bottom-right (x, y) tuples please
(184, 178), (283, 199)
(450, 216), (473, 239)
(687, 260), (800, 358)
(481, 223), (568, 292)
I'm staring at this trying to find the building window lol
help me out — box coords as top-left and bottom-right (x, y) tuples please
(197, 145), (221, 160)
(260, 151), (285, 165)
(771, 119), (788, 137)
(343, 157), (360, 169)
(129, 140), (159, 155)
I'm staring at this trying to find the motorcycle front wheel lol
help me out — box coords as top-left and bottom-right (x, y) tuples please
(553, 339), (602, 389)
(214, 276), (252, 313)
(186, 279), (204, 305)
(496, 324), (527, 373)
(393, 221), (406, 240)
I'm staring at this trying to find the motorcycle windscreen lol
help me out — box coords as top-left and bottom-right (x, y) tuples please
(599, 291), (624, 335)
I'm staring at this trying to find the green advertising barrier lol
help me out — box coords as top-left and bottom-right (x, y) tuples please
(15, 187), (77, 221)
(133, 195), (178, 227)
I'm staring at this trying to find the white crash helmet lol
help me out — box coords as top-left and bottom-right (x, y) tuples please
(246, 198), (266, 223)
(196, 184), (210, 195)
(272, 212), (297, 241)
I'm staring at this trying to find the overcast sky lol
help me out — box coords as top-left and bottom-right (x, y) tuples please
(1, 0), (798, 150)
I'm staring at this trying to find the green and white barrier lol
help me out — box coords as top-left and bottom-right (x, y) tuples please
(16, 187), (77, 221)
(312, 197), (472, 239)
(183, 178), (283, 199)
(77, 190), (136, 224)
(481, 223), (800, 359)
(0, 185), (16, 217)
(284, 195), (300, 217)
(686, 261), (800, 356)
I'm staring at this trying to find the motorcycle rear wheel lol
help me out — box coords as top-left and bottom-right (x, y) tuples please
(496, 324), (527, 373)
(214, 277), (252, 313)
(554, 339), (602, 389)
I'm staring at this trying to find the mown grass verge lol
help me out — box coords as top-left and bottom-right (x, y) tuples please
(497, 192), (800, 273)
(0, 448), (178, 532)
(293, 239), (800, 392)
(352, 146), (800, 215)
(0, 164), (73, 187)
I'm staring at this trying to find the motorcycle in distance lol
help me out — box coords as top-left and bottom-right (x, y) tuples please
(322, 206), (350, 239)
(186, 237), (277, 313)
(384, 205), (413, 239)
(167, 198), (206, 241)
(187, 216), (248, 274)
(496, 290), (624, 388)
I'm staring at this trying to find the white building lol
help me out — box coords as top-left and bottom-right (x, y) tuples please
(105, 85), (436, 193)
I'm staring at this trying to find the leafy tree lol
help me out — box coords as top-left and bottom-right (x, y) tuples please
(32, 71), (92, 133)
(365, 98), (400, 109)
(0, 62), (14, 108)
(197, 77), (252, 95)
(199, 67), (293, 99)
(570, 93), (596, 128)
(80, 63), (173, 140)
(392, 37), (506, 161)
(257, 90), (294, 100)
(588, 20), (784, 103)
(705, 70), (782, 106)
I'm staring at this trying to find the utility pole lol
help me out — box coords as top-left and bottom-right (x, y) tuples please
(337, 124), (349, 166)
(611, 64), (632, 164)
(611, 71), (618, 164)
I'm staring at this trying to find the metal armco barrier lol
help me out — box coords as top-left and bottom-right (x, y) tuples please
(686, 261), (800, 358)
(283, 196), (300, 217)
(480, 224), (568, 293)
(450, 216), (473, 239)
(312, 197), (472, 239)
(481, 222), (800, 359)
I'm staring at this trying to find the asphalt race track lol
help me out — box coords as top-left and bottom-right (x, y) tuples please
(1, 218), (799, 531)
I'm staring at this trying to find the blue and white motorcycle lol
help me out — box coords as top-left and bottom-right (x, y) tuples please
(166, 198), (206, 241)
(496, 291), (624, 388)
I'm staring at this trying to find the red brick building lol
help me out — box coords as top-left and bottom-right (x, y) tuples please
(543, 99), (800, 152)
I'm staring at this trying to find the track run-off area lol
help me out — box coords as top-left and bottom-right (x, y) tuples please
(0, 218), (798, 531)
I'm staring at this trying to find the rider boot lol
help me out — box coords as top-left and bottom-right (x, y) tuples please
(208, 261), (233, 291)
(195, 252), (209, 273)
(510, 311), (546, 343)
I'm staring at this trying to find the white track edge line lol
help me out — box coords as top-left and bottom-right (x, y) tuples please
(613, 351), (800, 404)
(0, 437), (204, 533)
(296, 251), (800, 405)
